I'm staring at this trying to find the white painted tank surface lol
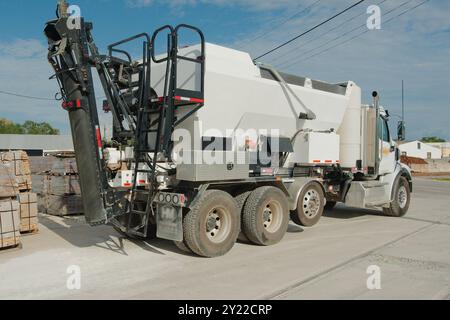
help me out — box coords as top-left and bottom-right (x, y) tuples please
(150, 43), (363, 165)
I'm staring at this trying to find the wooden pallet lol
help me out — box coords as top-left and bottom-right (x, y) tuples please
(20, 222), (39, 235)
(0, 236), (21, 250)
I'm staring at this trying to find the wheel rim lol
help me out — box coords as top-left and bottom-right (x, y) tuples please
(303, 188), (321, 218)
(262, 200), (283, 233)
(205, 206), (232, 244)
(398, 185), (408, 209)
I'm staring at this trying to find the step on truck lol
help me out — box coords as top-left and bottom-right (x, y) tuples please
(43, 1), (412, 257)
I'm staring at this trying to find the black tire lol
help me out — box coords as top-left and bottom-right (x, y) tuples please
(290, 182), (324, 227)
(383, 176), (410, 217)
(325, 201), (337, 210)
(242, 186), (289, 246)
(235, 191), (251, 242)
(184, 190), (240, 258)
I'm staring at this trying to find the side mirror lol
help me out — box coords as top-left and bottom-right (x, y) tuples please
(395, 147), (400, 161)
(397, 121), (406, 141)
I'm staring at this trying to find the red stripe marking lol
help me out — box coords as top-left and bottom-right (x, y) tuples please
(139, 180), (146, 184)
(325, 160), (333, 163)
(313, 160), (321, 163)
(157, 96), (204, 103)
(188, 97), (204, 103)
(95, 127), (102, 148)
(123, 183), (131, 187)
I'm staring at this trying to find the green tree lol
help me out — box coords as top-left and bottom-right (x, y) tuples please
(421, 137), (445, 143)
(0, 118), (24, 134)
(0, 118), (60, 135)
(22, 121), (60, 135)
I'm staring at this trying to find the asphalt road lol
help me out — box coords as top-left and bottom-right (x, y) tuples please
(0, 177), (449, 300)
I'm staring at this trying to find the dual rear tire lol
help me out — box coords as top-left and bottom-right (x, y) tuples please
(182, 190), (240, 258)
(241, 187), (290, 246)
(176, 187), (291, 257)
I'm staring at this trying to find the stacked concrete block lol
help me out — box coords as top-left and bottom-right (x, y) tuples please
(29, 155), (83, 216)
(0, 199), (21, 250)
(1, 151), (32, 191)
(18, 192), (39, 234)
(1, 151), (39, 240)
(0, 162), (21, 250)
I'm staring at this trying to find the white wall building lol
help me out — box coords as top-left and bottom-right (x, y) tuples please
(399, 141), (442, 159)
(428, 142), (450, 158)
(0, 134), (74, 156)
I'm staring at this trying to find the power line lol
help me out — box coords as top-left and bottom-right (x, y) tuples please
(271, 0), (389, 64)
(279, 0), (430, 68)
(238, 0), (323, 49)
(253, 0), (366, 61)
(0, 89), (106, 102)
(0, 90), (56, 101)
(275, 0), (411, 69)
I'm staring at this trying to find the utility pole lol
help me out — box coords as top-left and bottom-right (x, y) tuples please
(402, 80), (405, 123)
(397, 80), (406, 141)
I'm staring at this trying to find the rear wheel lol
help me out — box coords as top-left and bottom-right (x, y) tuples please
(183, 190), (240, 257)
(235, 191), (251, 242)
(383, 176), (410, 217)
(290, 182), (324, 227)
(242, 186), (289, 246)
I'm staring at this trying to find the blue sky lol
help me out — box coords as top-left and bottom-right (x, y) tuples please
(0, 0), (449, 140)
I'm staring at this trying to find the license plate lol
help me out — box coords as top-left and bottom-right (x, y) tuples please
(156, 204), (183, 242)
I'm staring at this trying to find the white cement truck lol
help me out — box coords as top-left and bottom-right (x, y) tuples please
(44, 3), (412, 257)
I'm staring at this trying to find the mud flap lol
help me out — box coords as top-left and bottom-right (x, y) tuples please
(156, 204), (183, 241)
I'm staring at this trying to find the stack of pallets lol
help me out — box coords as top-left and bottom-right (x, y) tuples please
(30, 155), (83, 216)
(1, 151), (39, 236)
(0, 157), (21, 250)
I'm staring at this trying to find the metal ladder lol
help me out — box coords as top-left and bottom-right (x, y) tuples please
(107, 25), (206, 238)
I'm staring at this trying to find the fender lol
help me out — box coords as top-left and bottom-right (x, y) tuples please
(380, 162), (413, 207)
(277, 178), (325, 211)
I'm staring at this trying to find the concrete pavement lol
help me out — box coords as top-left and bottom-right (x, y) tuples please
(0, 178), (449, 300)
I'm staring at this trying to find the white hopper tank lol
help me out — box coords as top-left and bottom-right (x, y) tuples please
(150, 43), (362, 168)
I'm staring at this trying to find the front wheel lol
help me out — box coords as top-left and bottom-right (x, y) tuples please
(290, 182), (325, 227)
(383, 176), (410, 217)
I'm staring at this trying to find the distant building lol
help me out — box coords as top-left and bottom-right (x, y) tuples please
(399, 140), (442, 160)
(428, 142), (450, 158)
(0, 134), (73, 156)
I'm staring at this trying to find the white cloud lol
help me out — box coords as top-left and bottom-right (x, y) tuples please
(0, 39), (112, 138)
(0, 39), (47, 58)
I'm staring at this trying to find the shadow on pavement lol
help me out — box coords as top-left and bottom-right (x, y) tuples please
(323, 204), (383, 220)
(39, 213), (307, 257)
(39, 214), (165, 256)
